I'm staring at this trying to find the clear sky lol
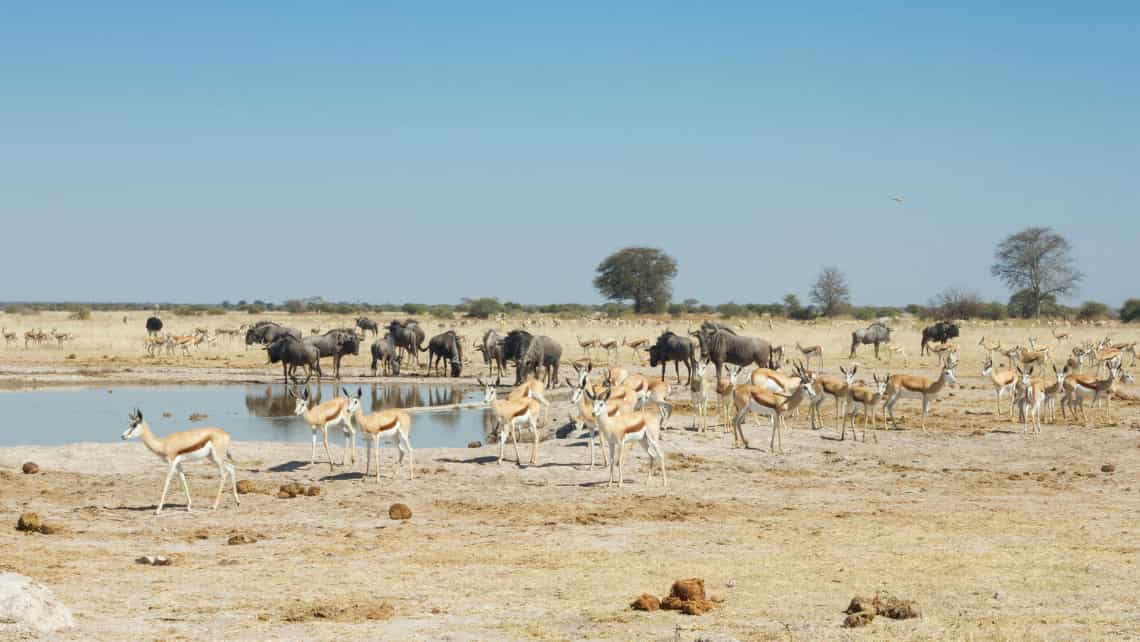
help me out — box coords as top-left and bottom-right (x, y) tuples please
(2, 3), (1136, 307)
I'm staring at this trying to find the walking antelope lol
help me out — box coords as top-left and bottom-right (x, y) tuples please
(842, 374), (888, 441)
(622, 336), (650, 361)
(1012, 367), (1046, 436)
(478, 377), (542, 465)
(121, 409), (240, 515)
(166, 333), (196, 357)
(730, 363), (817, 453)
(884, 355), (958, 431)
(290, 387), (359, 471)
(351, 387), (413, 481)
(576, 336), (599, 360)
(981, 357), (1018, 417)
(796, 342), (823, 370)
(586, 389), (666, 488)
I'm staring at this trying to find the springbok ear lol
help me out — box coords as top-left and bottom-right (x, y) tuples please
(356, 386), (362, 398)
(136, 409), (143, 421)
(341, 387), (349, 397)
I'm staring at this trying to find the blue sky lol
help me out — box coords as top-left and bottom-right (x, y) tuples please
(2, 3), (1136, 306)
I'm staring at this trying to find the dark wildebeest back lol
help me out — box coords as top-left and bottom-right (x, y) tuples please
(850, 322), (892, 358)
(691, 322), (771, 381)
(387, 319), (426, 367)
(921, 321), (959, 356)
(517, 335), (562, 387)
(648, 331), (696, 384)
(246, 321), (301, 347)
(304, 328), (359, 378)
(426, 330), (463, 377)
(370, 334), (401, 376)
(502, 329), (533, 384)
(355, 317), (379, 338)
(145, 316), (163, 336)
(266, 335), (322, 384)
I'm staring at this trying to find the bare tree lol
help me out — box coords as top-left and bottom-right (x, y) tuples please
(809, 267), (850, 317)
(991, 227), (1083, 318)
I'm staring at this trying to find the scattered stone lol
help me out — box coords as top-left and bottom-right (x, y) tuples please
(1101, 464), (1116, 473)
(21, 462), (38, 475)
(388, 503), (412, 520)
(843, 592), (920, 625)
(630, 594), (660, 611)
(236, 480), (256, 494)
(467, 441), (482, 448)
(843, 611), (875, 628)
(227, 534), (257, 546)
(993, 591), (1005, 601)
(135, 556), (171, 566)
(278, 483), (306, 498)
(0, 573), (74, 635)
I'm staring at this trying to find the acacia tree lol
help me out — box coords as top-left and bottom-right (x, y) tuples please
(809, 267), (850, 316)
(991, 227), (1083, 318)
(593, 247), (678, 314)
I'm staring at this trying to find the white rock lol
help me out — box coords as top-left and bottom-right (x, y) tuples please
(0, 573), (74, 636)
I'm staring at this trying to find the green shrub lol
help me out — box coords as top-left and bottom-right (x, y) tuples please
(1121, 299), (1140, 323)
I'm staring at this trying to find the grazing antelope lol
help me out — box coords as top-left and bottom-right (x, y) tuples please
(507, 377), (551, 426)
(291, 387), (359, 471)
(587, 389), (666, 487)
(842, 374), (888, 441)
(576, 336), (599, 360)
(884, 343), (909, 367)
(796, 342), (823, 370)
(1014, 367), (1045, 436)
(121, 408), (240, 515)
(981, 357), (1018, 417)
(479, 377), (542, 465)
(1062, 364), (1130, 426)
(689, 360), (712, 433)
(351, 387), (413, 481)
(884, 355), (958, 431)
(730, 363), (816, 453)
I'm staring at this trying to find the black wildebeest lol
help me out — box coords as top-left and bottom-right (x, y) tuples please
(145, 316), (163, 336)
(921, 321), (960, 356)
(304, 328), (360, 378)
(355, 317), (379, 338)
(689, 322), (774, 382)
(647, 330), (696, 384)
(475, 329), (507, 384)
(246, 321), (301, 347)
(266, 334), (322, 384)
(515, 333), (562, 387)
(370, 334), (402, 376)
(425, 330), (463, 377)
(850, 321), (892, 359)
(387, 319), (426, 367)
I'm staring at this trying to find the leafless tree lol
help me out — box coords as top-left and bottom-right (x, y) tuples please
(810, 266), (850, 317)
(991, 227), (1083, 318)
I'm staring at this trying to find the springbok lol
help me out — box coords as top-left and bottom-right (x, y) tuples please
(507, 377), (551, 425)
(291, 387), (359, 471)
(884, 355), (958, 431)
(599, 337), (620, 363)
(730, 363), (816, 453)
(121, 409), (240, 515)
(842, 374), (888, 442)
(351, 387), (414, 481)
(2, 328), (16, 347)
(1062, 364), (1131, 426)
(479, 377), (542, 465)
(576, 336), (599, 360)
(981, 357), (1018, 417)
(884, 344), (909, 367)
(803, 366), (856, 432)
(1014, 367), (1045, 436)
(689, 360), (712, 433)
(622, 337), (650, 361)
(796, 342), (823, 370)
(587, 389), (666, 487)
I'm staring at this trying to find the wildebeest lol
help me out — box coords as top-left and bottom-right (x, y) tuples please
(355, 317), (379, 338)
(266, 334), (322, 384)
(370, 334), (402, 376)
(501, 330), (532, 375)
(921, 321), (960, 356)
(647, 331), (697, 384)
(145, 316), (163, 336)
(304, 328), (360, 378)
(475, 329), (507, 384)
(850, 321), (892, 359)
(425, 330), (463, 377)
(689, 322), (773, 381)
(246, 321), (302, 347)
(387, 319), (426, 367)
(516, 334), (562, 387)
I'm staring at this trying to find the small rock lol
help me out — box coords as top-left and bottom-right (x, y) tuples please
(630, 594), (660, 611)
(0, 573), (74, 635)
(16, 512), (41, 533)
(843, 611), (875, 628)
(467, 441), (482, 448)
(135, 556), (171, 566)
(21, 462), (39, 475)
(388, 503), (412, 520)
(1101, 464), (1116, 473)
(993, 591), (1005, 601)
(227, 534), (257, 546)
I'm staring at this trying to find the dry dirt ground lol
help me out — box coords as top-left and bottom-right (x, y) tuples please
(2, 311), (1139, 640)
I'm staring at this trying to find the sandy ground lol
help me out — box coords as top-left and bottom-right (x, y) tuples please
(2, 311), (1140, 640)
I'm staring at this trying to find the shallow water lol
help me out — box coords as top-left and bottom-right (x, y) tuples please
(0, 383), (490, 448)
